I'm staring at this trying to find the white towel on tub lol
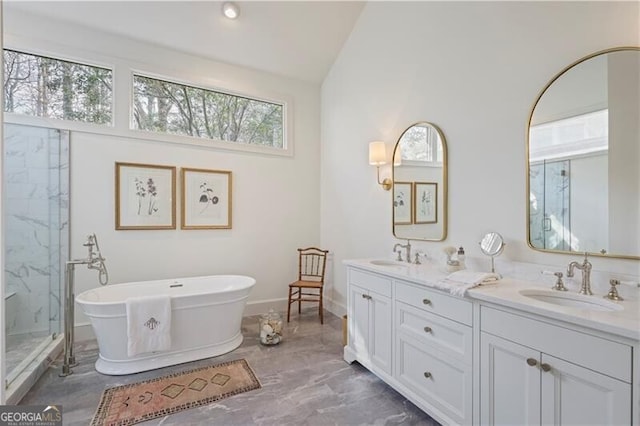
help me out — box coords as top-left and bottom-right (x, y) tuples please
(125, 295), (172, 357)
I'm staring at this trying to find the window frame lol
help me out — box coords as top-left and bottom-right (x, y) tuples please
(2, 44), (295, 158)
(2, 47), (116, 127)
(129, 69), (291, 156)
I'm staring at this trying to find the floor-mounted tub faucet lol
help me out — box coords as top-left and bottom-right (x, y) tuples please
(60, 234), (108, 377)
(567, 252), (592, 295)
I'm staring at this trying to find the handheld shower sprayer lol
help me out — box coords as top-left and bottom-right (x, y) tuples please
(86, 233), (109, 285)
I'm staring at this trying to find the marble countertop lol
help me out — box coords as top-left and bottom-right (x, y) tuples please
(344, 258), (640, 341)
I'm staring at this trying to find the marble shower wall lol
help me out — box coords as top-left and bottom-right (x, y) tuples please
(4, 124), (69, 336)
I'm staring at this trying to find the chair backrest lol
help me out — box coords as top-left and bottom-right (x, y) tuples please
(298, 247), (329, 282)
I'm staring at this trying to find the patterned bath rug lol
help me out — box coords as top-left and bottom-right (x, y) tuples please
(91, 358), (261, 426)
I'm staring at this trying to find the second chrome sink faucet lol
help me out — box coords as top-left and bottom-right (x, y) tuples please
(567, 252), (593, 295)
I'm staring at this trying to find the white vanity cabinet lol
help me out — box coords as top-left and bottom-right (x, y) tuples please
(344, 267), (392, 376)
(480, 306), (632, 426)
(394, 280), (473, 425)
(343, 260), (638, 426)
(343, 264), (474, 426)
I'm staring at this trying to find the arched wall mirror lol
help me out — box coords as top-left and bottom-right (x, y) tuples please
(392, 122), (448, 241)
(527, 47), (639, 260)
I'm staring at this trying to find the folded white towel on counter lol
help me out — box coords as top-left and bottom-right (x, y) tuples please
(125, 295), (172, 357)
(433, 271), (501, 297)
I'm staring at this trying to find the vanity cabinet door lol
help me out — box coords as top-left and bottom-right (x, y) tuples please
(349, 283), (370, 359)
(347, 283), (392, 375)
(540, 354), (631, 426)
(481, 332), (541, 426)
(369, 291), (392, 375)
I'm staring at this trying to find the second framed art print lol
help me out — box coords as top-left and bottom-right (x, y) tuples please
(181, 168), (232, 229)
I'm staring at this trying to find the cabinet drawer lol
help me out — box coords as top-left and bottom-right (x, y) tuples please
(481, 306), (632, 382)
(396, 333), (472, 425)
(348, 268), (392, 298)
(396, 301), (472, 364)
(396, 281), (472, 325)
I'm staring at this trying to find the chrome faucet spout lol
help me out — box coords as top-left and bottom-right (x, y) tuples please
(567, 253), (593, 295)
(393, 243), (404, 261)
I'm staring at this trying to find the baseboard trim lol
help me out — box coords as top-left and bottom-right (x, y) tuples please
(244, 298), (289, 316)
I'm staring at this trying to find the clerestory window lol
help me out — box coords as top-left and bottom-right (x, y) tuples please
(3, 49), (112, 125)
(132, 74), (285, 149)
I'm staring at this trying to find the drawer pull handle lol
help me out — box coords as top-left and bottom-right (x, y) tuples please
(526, 358), (537, 367)
(362, 294), (372, 300)
(422, 298), (432, 306)
(423, 372), (432, 379)
(423, 326), (433, 333)
(540, 363), (552, 372)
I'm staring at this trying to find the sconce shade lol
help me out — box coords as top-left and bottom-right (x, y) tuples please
(369, 141), (387, 166)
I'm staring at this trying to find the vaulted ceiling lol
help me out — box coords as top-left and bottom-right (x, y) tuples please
(3, 1), (365, 84)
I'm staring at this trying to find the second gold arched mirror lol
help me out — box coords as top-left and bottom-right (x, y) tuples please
(527, 47), (639, 259)
(392, 122), (448, 241)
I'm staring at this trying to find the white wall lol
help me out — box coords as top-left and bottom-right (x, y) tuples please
(321, 1), (640, 311)
(3, 10), (321, 328)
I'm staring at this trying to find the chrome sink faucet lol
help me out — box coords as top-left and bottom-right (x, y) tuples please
(393, 240), (412, 263)
(567, 252), (593, 295)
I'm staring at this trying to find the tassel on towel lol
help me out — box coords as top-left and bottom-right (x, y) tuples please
(433, 271), (500, 297)
(125, 295), (172, 357)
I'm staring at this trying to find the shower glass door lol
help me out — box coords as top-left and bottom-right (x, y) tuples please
(529, 159), (571, 251)
(3, 123), (69, 384)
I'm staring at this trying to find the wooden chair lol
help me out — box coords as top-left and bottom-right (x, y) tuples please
(287, 247), (329, 324)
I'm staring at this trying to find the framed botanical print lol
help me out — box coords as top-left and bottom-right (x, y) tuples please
(115, 162), (176, 230)
(181, 168), (232, 229)
(414, 182), (437, 224)
(393, 181), (413, 225)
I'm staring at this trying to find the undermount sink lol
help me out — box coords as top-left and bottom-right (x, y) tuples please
(519, 289), (623, 312)
(369, 259), (408, 268)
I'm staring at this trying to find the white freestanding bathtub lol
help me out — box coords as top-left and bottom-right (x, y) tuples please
(76, 275), (255, 375)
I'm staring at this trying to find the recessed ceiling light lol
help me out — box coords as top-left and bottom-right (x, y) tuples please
(222, 2), (240, 20)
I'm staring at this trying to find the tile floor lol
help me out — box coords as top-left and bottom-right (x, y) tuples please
(19, 310), (439, 425)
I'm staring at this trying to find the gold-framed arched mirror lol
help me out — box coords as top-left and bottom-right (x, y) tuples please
(392, 122), (448, 241)
(527, 47), (639, 260)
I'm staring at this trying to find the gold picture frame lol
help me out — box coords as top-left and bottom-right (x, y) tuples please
(414, 182), (438, 224)
(115, 162), (176, 230)
(393, 181), (413, 225)
(181, 167), (232, 230)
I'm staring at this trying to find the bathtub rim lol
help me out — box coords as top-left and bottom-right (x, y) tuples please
(76, 274), (256, 306)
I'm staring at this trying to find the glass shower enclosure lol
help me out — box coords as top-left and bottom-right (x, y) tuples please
(3, 123), (69, 391)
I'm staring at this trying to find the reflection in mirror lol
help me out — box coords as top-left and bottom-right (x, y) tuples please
(392, 122), (447, 241)
(479, 232), (505, 274)
(480, 232), (506, 257)
(527, 47), (639, 260)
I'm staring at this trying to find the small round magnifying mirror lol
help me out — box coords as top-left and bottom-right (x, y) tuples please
(479, 232), (505, 274)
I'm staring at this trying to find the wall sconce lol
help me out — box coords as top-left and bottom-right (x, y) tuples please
(369, 141), (392, 191)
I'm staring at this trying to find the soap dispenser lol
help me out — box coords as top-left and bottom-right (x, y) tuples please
(457, 247), (466, 269)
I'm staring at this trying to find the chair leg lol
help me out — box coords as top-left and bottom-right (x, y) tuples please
(319, 288), (324, 324)
(287, 286), (292, 322)
(298, 288), (302, 314)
